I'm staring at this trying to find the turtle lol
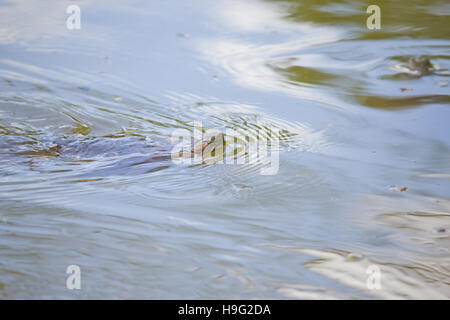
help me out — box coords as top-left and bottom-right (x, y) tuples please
(2, 132), (226, 177)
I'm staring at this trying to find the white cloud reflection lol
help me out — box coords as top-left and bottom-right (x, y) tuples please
(197, 0), (346, 107)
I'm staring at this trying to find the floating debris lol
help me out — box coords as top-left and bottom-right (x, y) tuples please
(392, 56), (438, 77)
(389, 185), (408, 192)
(438, 81), (448, 87)
(176, 32), (189, 39)
(400, 88), (412, 92)
(232, 184), (250, 191)
(78, 86), (90, 91)
(345, 253), (363, 262)
(113, 97), (122, 101)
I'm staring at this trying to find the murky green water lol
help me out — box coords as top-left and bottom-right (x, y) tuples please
(0, 0), (449, 299)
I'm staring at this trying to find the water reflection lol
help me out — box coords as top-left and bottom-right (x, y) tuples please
(198, 0), (449, 109)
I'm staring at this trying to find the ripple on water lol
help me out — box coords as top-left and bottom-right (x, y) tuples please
(0, 83), (334, 207)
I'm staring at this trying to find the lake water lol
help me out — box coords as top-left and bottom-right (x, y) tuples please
(0, 0), (449, 299)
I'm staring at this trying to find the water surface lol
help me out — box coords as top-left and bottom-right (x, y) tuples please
(0, 0), (449, 299)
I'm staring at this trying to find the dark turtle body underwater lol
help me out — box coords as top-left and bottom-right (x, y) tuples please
(1, 133), (223, 177)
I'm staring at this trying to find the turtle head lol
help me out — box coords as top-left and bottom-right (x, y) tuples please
(201, 133), (225, 159)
